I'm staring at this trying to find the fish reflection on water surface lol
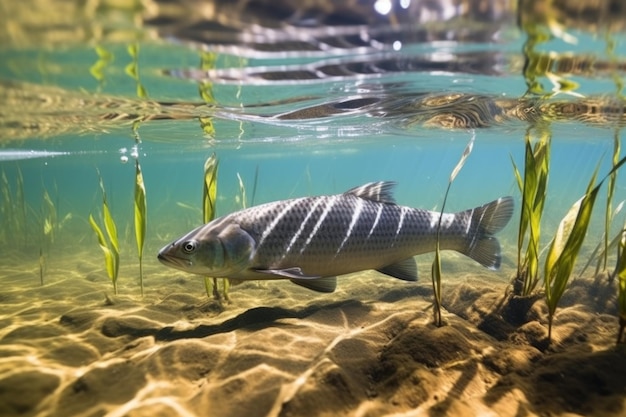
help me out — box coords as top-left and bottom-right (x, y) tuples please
(158, 182), (514, 293)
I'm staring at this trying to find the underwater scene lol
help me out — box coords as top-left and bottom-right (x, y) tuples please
(1, 0), (626, 416)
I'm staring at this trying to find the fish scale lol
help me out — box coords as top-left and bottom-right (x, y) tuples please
(158, 181), (514, 293)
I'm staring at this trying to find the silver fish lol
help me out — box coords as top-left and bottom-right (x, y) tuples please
(158, 182), (514, 293)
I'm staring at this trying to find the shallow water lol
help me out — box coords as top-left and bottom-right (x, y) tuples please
(1, 1), (626, 417)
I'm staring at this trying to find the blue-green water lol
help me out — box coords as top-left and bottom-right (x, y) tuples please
(2, 1), (626, 416)
(1, 0), (625, 319)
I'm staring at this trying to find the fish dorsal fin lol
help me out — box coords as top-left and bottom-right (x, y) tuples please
(344, 181), (396, 204)
(290, 277), (337, 293)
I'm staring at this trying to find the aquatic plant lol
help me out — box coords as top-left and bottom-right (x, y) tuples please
(15, 166), (26, 247)
(125, 43), (147, 99)
(544, 155), (626, 342)
(198, 51), (217, 103)
(0, 166), (28, 248)
(602, 132), (620, 272)
(235, 167), (260, 209)
(236, 172), (248, 209)
(431, 134), (475, 327)
(89, 171), (120, 294)
(42, 188), (57, 244)
(578, 133), (624, 278)
(39, 187), (57, 285)
(519, 16), (581, 97)
(511, 129), (550, 296)
(89, 45), (114, 90)
(250, 165), (259, 207)
(0, 170), (12, 245)
(134, 159), (147, 296)
(198, 51), (217, 138)
(576, 201), (624, 280)
(202, 153), (230, 300)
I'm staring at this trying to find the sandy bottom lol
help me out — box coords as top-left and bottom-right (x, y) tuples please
(1, 250), (625, 417)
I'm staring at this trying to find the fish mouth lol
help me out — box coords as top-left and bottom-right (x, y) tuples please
(157, 251), (192, 269)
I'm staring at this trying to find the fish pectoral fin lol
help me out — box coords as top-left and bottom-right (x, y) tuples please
(377, 258), (418, 281)
(253, 267), (320, 280)
(290, 277), (337, 293)
(254, 268), (336, 292)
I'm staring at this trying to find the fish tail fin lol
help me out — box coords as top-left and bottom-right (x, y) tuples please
(459, 196), (514, 269)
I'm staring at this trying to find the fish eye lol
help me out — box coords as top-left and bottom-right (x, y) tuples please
(181, 240), (197, 254)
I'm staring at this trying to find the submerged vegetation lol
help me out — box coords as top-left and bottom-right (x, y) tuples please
(0, 170), (12, 245)
(602, 132), (621, 272)
(89, 171), (120, 294)
(134, 160), (147, 297)
(202, 153), (229, 301)
(15, 168), (26, 247)
(40, 187), (57, 285)
(431, 134), (475, 327)
(511, 128), (550, 297)
(236, 167), (259, 210)
(89, 45), (114, 91)
(508, 129), (626, 343)
(545, 155), (626, 341)
(1, 0), (625, 354)
(125, 43), (148, 99)
(198, 51), (217, 138)
(236, 173), (248, 210)
(0, 168), (28, 249)
(544, 164), (603, 340)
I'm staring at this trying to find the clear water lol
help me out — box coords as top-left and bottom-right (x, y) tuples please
(2, 1), (626, 282)
(1, 1), (626, 415)
(1, 16), (624, 278)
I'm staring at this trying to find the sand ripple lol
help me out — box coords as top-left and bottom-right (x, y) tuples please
(0, 259), (625, 417)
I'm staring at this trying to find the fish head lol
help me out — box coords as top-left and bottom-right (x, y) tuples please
(158, 221), (256, 277)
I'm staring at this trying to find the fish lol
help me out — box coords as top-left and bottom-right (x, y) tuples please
(157, 181), (514, 293)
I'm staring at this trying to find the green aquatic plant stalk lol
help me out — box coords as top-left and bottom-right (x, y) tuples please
(198, 51), (217, 137)
(0, 166), (28, 248)
(16, 166), (26, 247)
(202, 154), (228, 300)
(237, 172), (248, 209)
(42, 188), (57, 244)
(203, 154), (219, 224)
(134, 160), (147, 297)
(576, 200), (624, 279)
(250, 165), (259, 207)
(39, 186), (57, 285)
(89, 214), (118, 292)
(198, 51), (217, 104)
(544, 155), (626, 342)
(432, 134), (475, 327)
(89, 45), (114, 89)
(1, 170), (12, 245)
(603, 131), (620, 272)
(511, 129), (550, 296)
(125, 43), (147, 99)
(90, 171), (120, 294)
